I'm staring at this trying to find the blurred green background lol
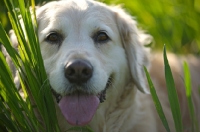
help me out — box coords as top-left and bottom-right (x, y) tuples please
(1, 0), (200, 54)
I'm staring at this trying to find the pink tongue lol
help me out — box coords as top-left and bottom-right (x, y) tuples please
(58, 93), (100, 126)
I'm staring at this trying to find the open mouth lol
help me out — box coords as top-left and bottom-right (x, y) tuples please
(51, 76), (113, 126)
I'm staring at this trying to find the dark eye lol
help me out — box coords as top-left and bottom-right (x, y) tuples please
(45, 32), (63, 44)
(94, 31), (110, 43)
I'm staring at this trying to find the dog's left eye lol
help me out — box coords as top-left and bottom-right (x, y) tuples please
(94, 31), (110, 43)
(45, 32), (63, 44)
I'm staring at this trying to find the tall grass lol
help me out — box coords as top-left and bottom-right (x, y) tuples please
(0, 0), (60, 131)
(144, 66), (170, 132)
(163, 45), (183, 132)
(144, 45), (199, 132)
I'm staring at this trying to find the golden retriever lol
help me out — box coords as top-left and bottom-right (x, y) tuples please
(3, 0), (200, 131)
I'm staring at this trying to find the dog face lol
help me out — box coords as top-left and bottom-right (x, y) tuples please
(37, 0), (124, 96)
(35, 0), (149, 126)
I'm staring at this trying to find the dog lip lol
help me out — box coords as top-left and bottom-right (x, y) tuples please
(52, 90), (103, 104)
(51, 89), (62, 103)
(97, 88), (107, 103)
(51, 76), (113, 103)
(97, 76), (113, 103)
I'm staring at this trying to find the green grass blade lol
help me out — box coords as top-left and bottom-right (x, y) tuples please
(144, 66), (171, 132)
(1, 0), (60, 131)
(0, 108), (19, 132)
(163, 45), (183, 132)
(0, 51), (35, 131)
(0, 22), (19, 65)
(183, 62), (199, 132)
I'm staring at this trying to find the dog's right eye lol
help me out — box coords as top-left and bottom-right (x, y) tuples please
(45, 32), (63, 44)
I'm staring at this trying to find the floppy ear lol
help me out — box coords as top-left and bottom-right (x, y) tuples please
(113, 7), (150, 93)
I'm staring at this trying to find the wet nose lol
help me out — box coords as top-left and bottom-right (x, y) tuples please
(64, 59), (93, 84)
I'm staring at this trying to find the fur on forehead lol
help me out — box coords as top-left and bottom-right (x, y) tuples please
(35, 0), (115, 21)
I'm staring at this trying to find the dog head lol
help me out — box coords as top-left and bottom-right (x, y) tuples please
(9, 0), (150, 126)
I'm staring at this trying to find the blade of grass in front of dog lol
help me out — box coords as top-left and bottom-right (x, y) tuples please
(163, 45), (183, 132)
(0, 112), (16, 131)
(25, 7), (60, 131)
(3, 0), (59, 131)
(16, 3), (59, 132)
(183, 62), (199, 132)
(0, 22), (20, 65)
(144, 66), (171, 132)
(0, 104), (19, 131)
(0, 23), (30, 131)
(4, 0), (60, 131)
(0, 51), (37, 131)
(1, 1), (43, 131)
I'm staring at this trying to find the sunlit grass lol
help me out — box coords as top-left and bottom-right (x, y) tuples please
(0, 0), (59, 131)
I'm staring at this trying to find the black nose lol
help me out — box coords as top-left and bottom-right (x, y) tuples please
(65, 59), (93, 84)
